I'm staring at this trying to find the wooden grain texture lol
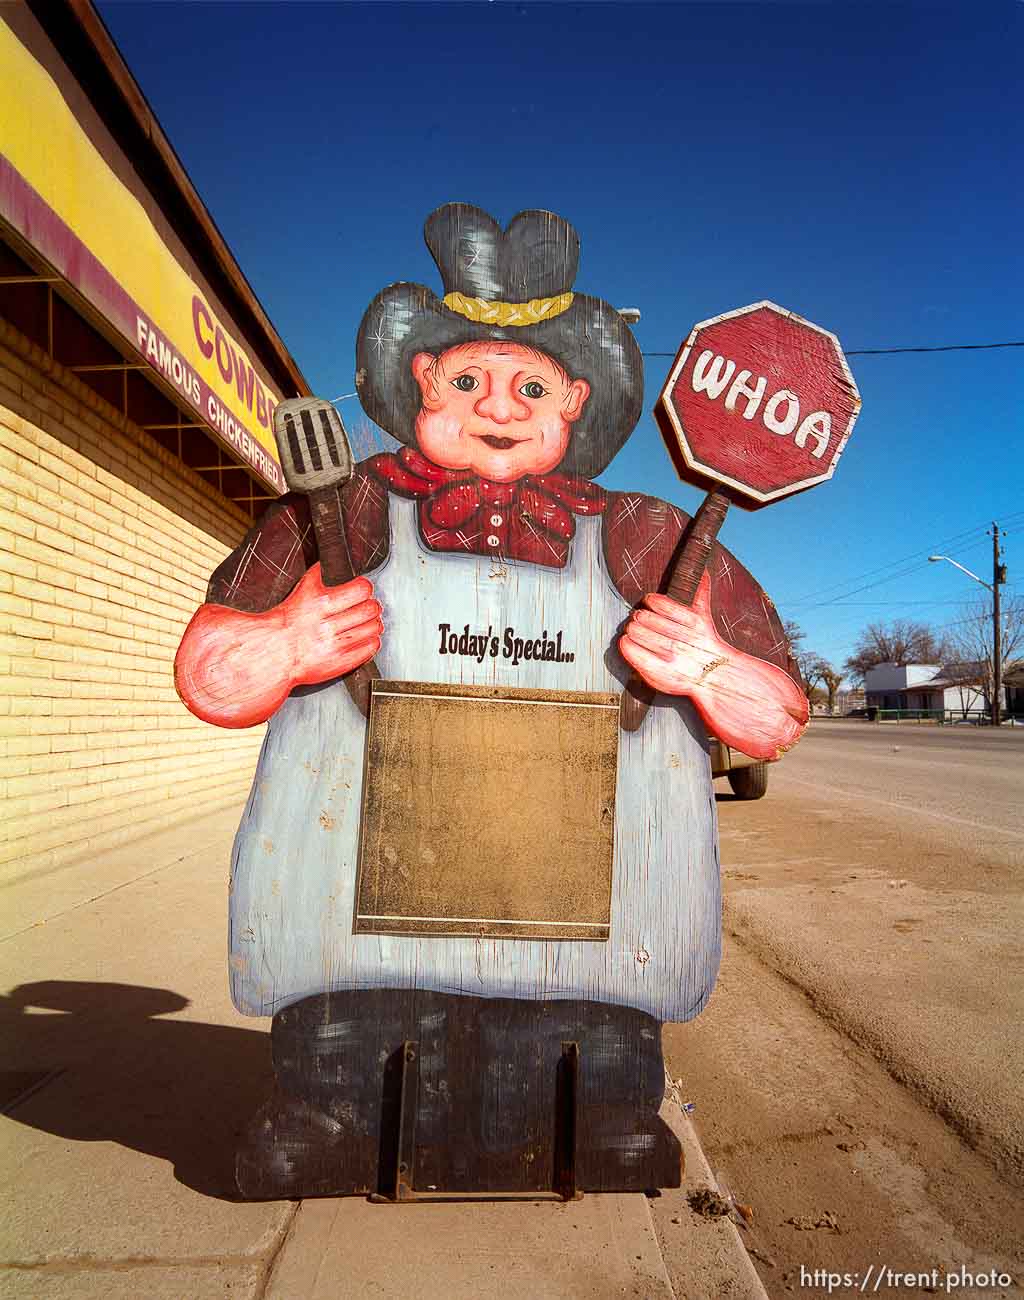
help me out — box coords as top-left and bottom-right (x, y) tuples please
(620, 570), (808, 762)
(657, 301), (861, 509)
(306, 484), (380, 716)
(662, 491), (732, 607)
(202, 482), (802, 686)
(228, 501), (721, 1023)
(275, 399), (381, 714)
(354, 205), (642, 480)
(355, 680), (619, 940)
(174, 562), (383, 729)
(236, 990), (682, 1199)
(183, 203), (820, 1201)
(621, 489), (732, 732)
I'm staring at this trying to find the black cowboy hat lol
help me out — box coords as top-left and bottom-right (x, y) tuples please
(354, 203), (643, 479)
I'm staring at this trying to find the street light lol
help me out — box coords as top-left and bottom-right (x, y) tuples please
(929, 542), (1003, 726)
(617, 308), (641, 325)
(927, 555), (992, 591)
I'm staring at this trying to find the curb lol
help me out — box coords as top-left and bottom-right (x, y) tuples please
(648, 1082), (771, 1300)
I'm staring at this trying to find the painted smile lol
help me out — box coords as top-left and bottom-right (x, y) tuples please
(475, 435), (526, 450)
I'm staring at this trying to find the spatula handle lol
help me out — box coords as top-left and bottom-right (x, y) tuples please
(309, 485), (356, 588)
(308, 485), (381, 718)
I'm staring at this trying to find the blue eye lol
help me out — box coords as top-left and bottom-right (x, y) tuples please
(520, 381), (547, 399)
(452, 374), (478, 392)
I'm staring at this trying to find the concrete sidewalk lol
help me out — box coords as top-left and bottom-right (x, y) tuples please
(1, 807), (766, 1299)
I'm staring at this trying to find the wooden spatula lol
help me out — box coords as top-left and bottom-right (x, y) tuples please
(273, 397), (380, 717)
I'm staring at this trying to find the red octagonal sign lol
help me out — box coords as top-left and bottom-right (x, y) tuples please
(656, 301), (861, 509)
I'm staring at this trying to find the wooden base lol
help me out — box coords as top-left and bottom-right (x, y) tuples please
(236, 990), (682, 1200)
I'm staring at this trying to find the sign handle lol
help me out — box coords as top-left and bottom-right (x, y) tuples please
(620, 489), (732, 732)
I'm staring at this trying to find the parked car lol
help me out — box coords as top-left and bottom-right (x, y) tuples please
(709, 738), (770, 800)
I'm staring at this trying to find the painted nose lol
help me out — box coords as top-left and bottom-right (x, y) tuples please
(474, 382), (530, 425)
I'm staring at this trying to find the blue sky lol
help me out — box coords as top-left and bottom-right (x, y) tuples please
(98, 0), (1022, 676)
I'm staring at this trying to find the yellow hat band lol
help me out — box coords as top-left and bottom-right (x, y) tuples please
(442, 291), (574, 328)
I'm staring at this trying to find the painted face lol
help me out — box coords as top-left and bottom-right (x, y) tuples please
(411, 342), (590, 482)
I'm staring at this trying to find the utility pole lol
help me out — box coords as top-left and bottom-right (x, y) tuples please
(992, 522), (1003, 727)
(930, 536), (1007, 724)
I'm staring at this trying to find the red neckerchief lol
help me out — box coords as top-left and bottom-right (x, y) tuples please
(368, 447), (606, 568)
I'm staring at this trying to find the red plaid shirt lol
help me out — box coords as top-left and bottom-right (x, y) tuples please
(206, 456), (799, 684)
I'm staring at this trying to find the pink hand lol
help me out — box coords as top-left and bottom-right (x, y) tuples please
(286, 565), (383, 687)
(175, 564), (382, 729)
(618, 571), (808, 760)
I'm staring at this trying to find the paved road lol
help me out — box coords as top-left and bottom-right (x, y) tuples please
(773, 721), (1023, 850)
(665, 721), (1024, 1298)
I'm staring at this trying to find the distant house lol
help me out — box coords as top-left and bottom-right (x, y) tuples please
(863, 662), (996, 717)
(1005, 663), (1024, 718)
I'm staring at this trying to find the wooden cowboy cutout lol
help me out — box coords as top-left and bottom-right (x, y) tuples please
(175, 204), (807, 1199)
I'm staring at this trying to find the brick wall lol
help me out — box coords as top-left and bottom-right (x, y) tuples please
(0, 324), (266, 885)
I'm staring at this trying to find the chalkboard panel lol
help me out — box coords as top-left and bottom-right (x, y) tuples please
(354, 680), (619, 940)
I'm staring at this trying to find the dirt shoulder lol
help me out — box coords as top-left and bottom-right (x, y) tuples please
(664, 722), (1024, 1297)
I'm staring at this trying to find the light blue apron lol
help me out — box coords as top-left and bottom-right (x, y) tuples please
(228, 494), (721, 1022)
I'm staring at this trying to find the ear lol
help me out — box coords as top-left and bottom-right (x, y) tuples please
(562, 378), (590, 423)
(411, 352), (441, 409)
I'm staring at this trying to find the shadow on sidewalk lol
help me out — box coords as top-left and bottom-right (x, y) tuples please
(1, 981), (273, 1201)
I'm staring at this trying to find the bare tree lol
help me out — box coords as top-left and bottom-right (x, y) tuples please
(779, 618), (810, 691)
(347, 414), (400, 461)
(792, 651), (830, 702)
(796, 652), (820, 699)
(780, 620), (816, 692)
(796, 655), (842, 711)
(819, 662), (843, 714)
(946, 595), (1024, 709)
(843, 619), (950, 682)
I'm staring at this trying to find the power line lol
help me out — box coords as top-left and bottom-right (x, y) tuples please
(803, 539), (991, 611)
(789, 541), (1005, 619)
(784, 527), (987, 606)
(641, 340), (1024, 358)
(784, 533), (988, 611)
(781, 509), (1024, 611)
(847, 342), (1024, 356)
(937, 602), (1023, 633)
(802, 598), (1004, 608)
(783, 583), (1021, 641)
